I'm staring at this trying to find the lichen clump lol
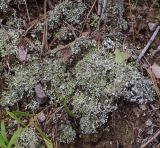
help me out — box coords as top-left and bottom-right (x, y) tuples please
(0, 29), (20, 57)
(18, 128), (39, 148)
(59, 124), (76, 143)
(1, 37), (155, 142)
(48, 0), (86, 29)
(71, 38), (155, 134)
(103, 0), (128, 30)
(2, 62), (40, 106)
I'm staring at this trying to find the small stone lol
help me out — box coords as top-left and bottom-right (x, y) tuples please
(148, 22), (157, 31)
(139, 104), (147, 111)
(145, 119), (152, 126)
(151, 63), (160, 78)
(37, 112), (46, 123)
(35, 84), (48, 105)
(16, 45), (28, 62)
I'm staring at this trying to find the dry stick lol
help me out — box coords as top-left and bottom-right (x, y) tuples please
(79, 0), (97, 36)
(41, 0), (48, 54)
(24, 0), (30, 21)
(22, 16), (46, 37)
(100, 0), (107, 18)
(140, 129), (160, 148)
(98, 0), (102, 16)
(136, 26), (160, 63)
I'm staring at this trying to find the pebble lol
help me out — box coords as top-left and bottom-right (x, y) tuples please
(35, 84), (48, 105)
(37, 112), (46, 123)
(145, 119), (152, 127)
(16, 45), (28, 62)
(139, 104), (147, 111)
(148, 22), (157, 31)
(151, 63), (160, 79)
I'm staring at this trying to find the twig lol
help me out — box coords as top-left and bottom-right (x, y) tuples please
(98, 0), (107, 18)
(24, 0), (30, 21)
(41, 0), (48, 55)
(136, 26), (160, 63)
(21, 16), (46, 37)
(79, 0), (97, 36)
(98, 0), (102, 16)
(46, 34), (88, 56)
(140, 129), (160, 148)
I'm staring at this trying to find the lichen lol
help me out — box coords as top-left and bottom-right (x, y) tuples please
(103, 0), (128, 30)
(1, 61), (40, 106)
(70, 36), (96, 54)
(1, 34), (155, 141)
(0, 29), (20, 57)
(43, 59), (76, 103)
(18, 128), (39, 148)
(72, 38), (155, 134)
(59, 124), (76, 143)
(48, 0), (86, 29)
(0, 0), (10, 12)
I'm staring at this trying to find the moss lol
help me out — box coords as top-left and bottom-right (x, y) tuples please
(70, 37), (96, 54)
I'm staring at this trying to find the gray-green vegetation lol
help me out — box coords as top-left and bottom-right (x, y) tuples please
(48, 0), (86, 29)
(18, 128), (39, 148)
(1, 36), (155, 142)
(0, 0), (156, 144)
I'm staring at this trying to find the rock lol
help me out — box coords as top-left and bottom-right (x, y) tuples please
(37, 112), (46, 123)
(139, 104), (147, 111)
(35, 84), (48, 105)
(148, 22), (157, 31)
(151, 63), (160, 78)
(145, 119), (152, 126)
(16, 45), (28, 62)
